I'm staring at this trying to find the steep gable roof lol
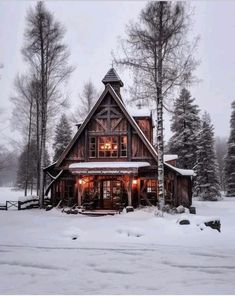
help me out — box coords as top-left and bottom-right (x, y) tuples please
(55, 84), (158, 167)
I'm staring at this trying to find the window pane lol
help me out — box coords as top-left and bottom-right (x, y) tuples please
(121, 150), (127, 157)
(89, 137), (96, 158)
(98, 136), (118, 158)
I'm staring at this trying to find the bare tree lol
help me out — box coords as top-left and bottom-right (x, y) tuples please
(114, 1), (198, 207)
(22, 1), (74, 206)
(11, 74), (38, 195)
(72, 80), (98, 123)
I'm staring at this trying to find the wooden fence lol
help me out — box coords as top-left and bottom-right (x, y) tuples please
(0, 197), (50, 211)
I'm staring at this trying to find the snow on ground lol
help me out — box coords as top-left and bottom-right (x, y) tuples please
(0, 188), (235, 294)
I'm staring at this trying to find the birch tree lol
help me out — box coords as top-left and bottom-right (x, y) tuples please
(22, 1), (74, 206)
(114, 1), (198, 206)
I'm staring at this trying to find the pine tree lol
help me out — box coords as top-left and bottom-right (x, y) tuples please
(167, 88), (201, 169)
(53, 114), (72, 162)
(194, 112), (221, 201)
(225, 101), (235, 196)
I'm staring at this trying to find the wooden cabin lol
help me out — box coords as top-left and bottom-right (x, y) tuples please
(45, 68), (194, 210)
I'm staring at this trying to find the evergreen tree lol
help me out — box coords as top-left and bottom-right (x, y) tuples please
(167, 88), (201, 169)
(225, 101), (235, 196)
(53, 114), (72, 162)
(193, 112), (221, 201)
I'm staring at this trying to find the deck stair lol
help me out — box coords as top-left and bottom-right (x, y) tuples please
(80, 209), (119, 217)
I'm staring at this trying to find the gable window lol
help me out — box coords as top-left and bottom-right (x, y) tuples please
(89, 137), (96, 158)
(98, 136), (118, 158)
(120, 136), (127, 157)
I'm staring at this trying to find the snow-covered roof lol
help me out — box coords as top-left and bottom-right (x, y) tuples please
(165, 163), (194, 176)
(126, 106), (151, 118)
(164, 155), (178, 162)
(69, 162), (151, 170)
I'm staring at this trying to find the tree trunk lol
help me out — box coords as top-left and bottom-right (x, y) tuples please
(39, 19), (46, 208)
(24, 100), (33, 196)
(36, 97), (40, 196)
(157, 2), (165, 209)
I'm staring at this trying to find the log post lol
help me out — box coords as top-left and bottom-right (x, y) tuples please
(127, 176), (132, 206)
(77, 177), (82, 206)
(174, 175), (178, 206)
(137, 178), (141, 206)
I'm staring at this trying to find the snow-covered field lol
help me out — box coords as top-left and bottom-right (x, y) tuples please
(0, 187), (235, 294)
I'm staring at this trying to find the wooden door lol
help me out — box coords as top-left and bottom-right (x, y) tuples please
(102, 180), (112, 209)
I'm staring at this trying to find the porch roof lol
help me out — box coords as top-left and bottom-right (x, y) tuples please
(165, 163), (194, 176)
(69, 161), (150, 175)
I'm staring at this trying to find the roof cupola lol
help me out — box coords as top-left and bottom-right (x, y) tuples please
(102, 68), (124, 98)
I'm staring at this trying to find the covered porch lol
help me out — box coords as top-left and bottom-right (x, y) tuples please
(69, 162), (158, 210)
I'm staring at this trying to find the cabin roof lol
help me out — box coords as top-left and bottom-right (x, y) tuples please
(102, 68), (124, 87)
(55, 83), (159, 167)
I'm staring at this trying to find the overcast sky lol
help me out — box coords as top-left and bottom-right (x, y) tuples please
(0, 0), (235, 149)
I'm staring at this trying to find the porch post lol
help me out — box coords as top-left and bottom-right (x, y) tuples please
(127, 176), (132, 206)
(137, 178), (141, 206)
(77, 176), (82, 206)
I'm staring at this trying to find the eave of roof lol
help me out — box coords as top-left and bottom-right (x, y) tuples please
(69, 161), (150, 170)
(164, 154), (178, 162)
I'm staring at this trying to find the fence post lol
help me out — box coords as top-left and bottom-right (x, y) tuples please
(18, 202), (21, 211)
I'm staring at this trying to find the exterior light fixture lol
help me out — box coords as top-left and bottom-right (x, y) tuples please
(132, 179), (138, 185)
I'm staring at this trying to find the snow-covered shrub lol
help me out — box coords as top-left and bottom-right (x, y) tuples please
(154, 209), (164, 217)
(176, 205), (185, 213)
